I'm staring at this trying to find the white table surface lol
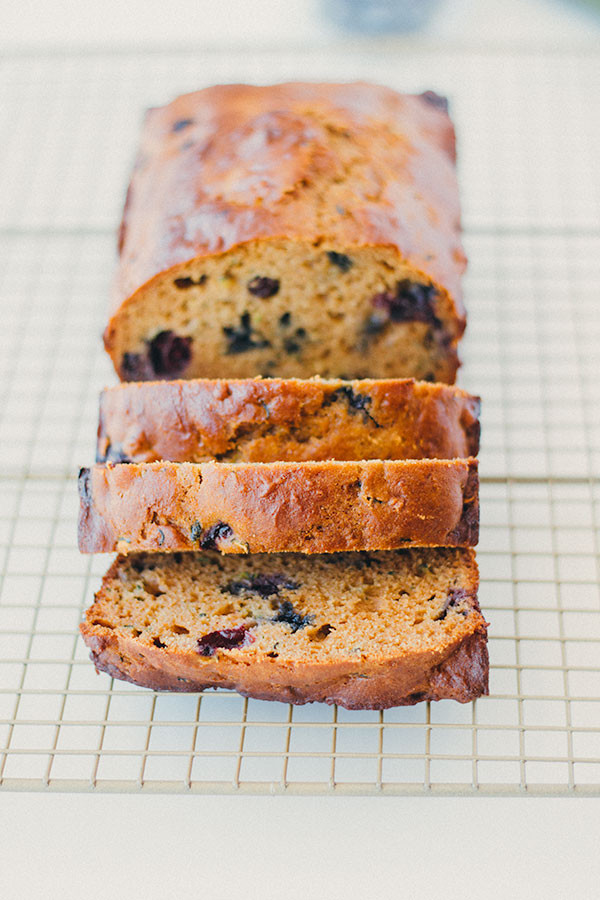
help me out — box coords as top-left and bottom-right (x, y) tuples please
(2, 793), (599, 899)
(2, 2), (600, 896)
(4, 0), (600, 49)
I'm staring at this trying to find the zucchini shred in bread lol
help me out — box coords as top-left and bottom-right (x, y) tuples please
(78, 458), (479, 555)
(105, 83), (466, 384)
(97, 376), (480, 464)
(80, 549), (488, 709)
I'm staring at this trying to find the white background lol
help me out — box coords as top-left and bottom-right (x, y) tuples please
(3, 0), (600, 49)
(2, 1), (600, 898)
(2, 793), (600, 899)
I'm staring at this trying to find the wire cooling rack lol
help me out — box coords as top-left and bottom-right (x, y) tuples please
(0, 46), (599, 795)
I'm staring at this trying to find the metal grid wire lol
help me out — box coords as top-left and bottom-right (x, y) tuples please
(0, 46), (599, 794)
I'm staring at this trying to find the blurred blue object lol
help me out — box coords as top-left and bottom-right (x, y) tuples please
(322, 0), (441, 33)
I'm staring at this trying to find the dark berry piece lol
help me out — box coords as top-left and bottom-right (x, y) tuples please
(284, 327), (307, 355)
(419, 91), (449, 112)
(197, 625), (252, 657)
(148, 330), (192, 377)
(78, 468), (92, 504)
(327, 251), (353, 272)
(279, 312), (292, 327)
(340, 386), (369, 412)
(371, 280), (440, 328)
(247, 276), (280, 298)
(435, 588), (468, 621)
(200, 522), (233, 550)
(190, 521), (234, 549)
(121, 351), (148, 380)
(172, 118), (194, 132)
(223, 313), (271, 354)
(101, 444), (131, 464)
(174, 274), (207, 289)
(222, 573), (300, 599)
(272, 600), (314, 633)
(330, 386), (380, 427)
(190, 521), (203, 542)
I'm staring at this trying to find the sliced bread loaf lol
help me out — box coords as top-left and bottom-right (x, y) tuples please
(81, 549), (488, 709)
(78, 458), (479, 554)
(105, 83), (466, 384)
(97, 376), (480, 464)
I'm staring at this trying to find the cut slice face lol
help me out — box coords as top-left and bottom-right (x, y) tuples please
(81, 548), (488, 709)
(106, 83), (466, 385)
(107, 242), (463, 383)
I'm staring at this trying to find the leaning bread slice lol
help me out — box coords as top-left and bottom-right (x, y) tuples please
(80, 549), (488, 709)
(78, 458), (479, 554)
(97, 376), (480, 464)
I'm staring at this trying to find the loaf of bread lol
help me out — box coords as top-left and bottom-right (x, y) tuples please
(80, 549), (488, 709)
(105, 83), (466, 385)
(78, 458), (479, 555)
(97, 376), (480, 464)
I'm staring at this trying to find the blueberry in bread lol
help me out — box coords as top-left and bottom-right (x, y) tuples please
(97, 376), (480, 464)
(80, 549), (488, 709)
(105, 83), (466, 384)
(77, 458), (479, 554)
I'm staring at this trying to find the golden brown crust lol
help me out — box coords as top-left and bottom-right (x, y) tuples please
(78, 458), (479, 554)
(84, 629), (488, 708)
(105, 82), (466, 382)
(97, 376), (480, 464)
(111, 82), (463, 316)
(80, 550), (488, 709)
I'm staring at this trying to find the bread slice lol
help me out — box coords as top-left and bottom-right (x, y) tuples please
(97, 376), (480, 464)
(78, 458), (479, 555)
(105, 83), (466, 385)
(80, 549), (488, 709)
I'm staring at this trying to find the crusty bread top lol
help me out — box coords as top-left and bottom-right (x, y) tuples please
(78, 458), (479, 554)
(97, 376), (480, 464)
(111, 82), (465, 322)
